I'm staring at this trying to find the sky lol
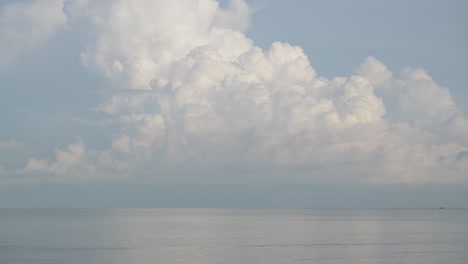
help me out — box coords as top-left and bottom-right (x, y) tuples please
(0, 0), (467, 207)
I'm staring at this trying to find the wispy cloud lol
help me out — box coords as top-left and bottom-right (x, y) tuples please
(0, 0), (67, 69)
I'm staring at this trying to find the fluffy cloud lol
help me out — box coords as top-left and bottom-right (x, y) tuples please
(0, 0), (67, 69)
(10, 0), (468, 184)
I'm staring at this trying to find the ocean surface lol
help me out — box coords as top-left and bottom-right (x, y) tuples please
(1, 209), (467, 264)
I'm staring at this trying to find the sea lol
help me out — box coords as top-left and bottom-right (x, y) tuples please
(1, 208), (467, 264)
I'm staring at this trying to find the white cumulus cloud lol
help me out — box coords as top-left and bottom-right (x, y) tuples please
(11, 0), (468, 184)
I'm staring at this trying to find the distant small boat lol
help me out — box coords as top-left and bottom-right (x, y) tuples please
(439, 207), (445, 210)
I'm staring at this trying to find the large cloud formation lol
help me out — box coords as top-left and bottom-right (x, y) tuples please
(8, 0), (468, 183)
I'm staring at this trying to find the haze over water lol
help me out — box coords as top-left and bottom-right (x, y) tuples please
(1, 208), (467, 264)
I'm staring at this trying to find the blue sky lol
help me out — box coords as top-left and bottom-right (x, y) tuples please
(0, 0), (467, 207)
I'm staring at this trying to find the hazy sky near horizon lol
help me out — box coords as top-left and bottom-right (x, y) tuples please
(0, 0), (467, 186)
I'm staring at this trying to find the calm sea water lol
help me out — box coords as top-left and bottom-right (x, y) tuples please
(1, 209), (467, 264)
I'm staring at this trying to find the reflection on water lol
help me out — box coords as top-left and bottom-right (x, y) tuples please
(1, 209), (467, 264)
